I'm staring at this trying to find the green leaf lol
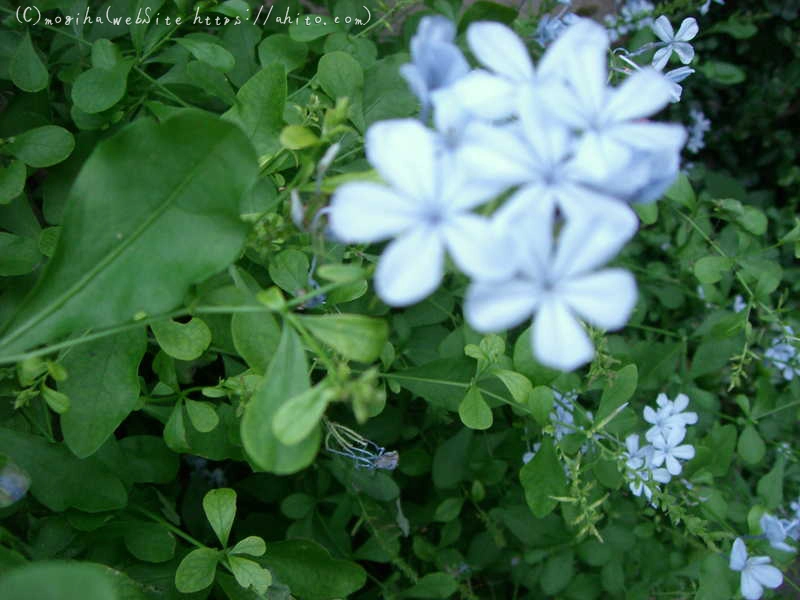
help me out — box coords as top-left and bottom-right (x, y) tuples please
(268, 249), (309, 293)
(231, 311), (281, 372)
(0, 561), (119, 600)
(520, 438), (567, 518)
(258, 34), (308, 72)
(118, 435), (179, 483)
(665, 173), (696, 210)
(433, 497), (464, 522)
(222, 64), (286, 159)
(151, 317), (212, 361)
(123, 521), (176, 563)
(317, 51), (363, 100)
(432, 428), (472, 489)
(230, 536), (266, 557)
(241, 326), (321, 474)
(58, 328), (146, 457)
(175, 548), (219, 593)
(0, 111), (257, 357)
(405, 573), (459, 598)
(529, 386), (554, 427)
(512, 327), (559, 384)
(203, 488), (237, 547)
(229, 556), (272, 595)
(273, 385), (331, 445)
(0, 233), (40, 276)
(0, 427), (127, 512)
(72, 63), (131, 114)
(634, 202), (658, 225)
(9, 32), (48, 92)
(541, 550), (574, 595)
(177, 38), (235, 72)
(737, 425), (765, 465)
(756, 457), (784, 509)
(41, 384), (70, 414)
(185, 399), (220, 433)
(459, 1), (518, 30)
(694, 256), (731, 284)
(458, 386), (493, 430)
(280, 124), (320, 149)
(0, 160), (26, 204)
(298, 314), (388, 363)
(700, 61), (746, 85)
(596, 364), (638, 424)
(262, 539), (366, 600)
(5, 126), (75, 169)
(491, 368), (532, 404)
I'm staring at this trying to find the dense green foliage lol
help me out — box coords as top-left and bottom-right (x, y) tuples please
(0, 1), (798, 599)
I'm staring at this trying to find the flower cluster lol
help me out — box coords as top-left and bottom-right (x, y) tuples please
(764, 326), (800, 381)
(604, 0), (656, 42)
(329, 15), (689, 372)
(622, 393), (697, 502)
(687, 108), (711, 153)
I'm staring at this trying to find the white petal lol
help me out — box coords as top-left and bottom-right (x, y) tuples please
(751, 564), (783, 589)
(643, 406), (659, 425)
(539, 18), (609, 80)
(467, 21), (534, 82)
(651, 467), (671, 484)
(465, 280), (541, 332)
(562, 42), (608, 117)
(539, 81), (594, 130)
(443, 214), (516, 281)
(608, 121), (687, 152)
(651, 46), (671, 71)
(399, 63), (429, 104)
(493, 189), (555, 280)
(366, 120), (437, 202)
(605, 68), (673, 122)
(730, 538), (748, 572)
(651, 16), (674, 42)
(673, 393), (690, 412)
(675, 18), (699, 42)
(329, 182), (420, 243)
(673, 42), (695, 65)
(533, 298), (594, 371)
(570, 130), (633, 181)
(458, 122), (536, 188)
(375, 227), (444, 306)
(558, 268), (637, 330)
(412, 16), (456, 51)
(447, 69), (519, 120)
(517, 87), (573, 167)
(741, 571), (764, 600)
(665, 455), (682, 475)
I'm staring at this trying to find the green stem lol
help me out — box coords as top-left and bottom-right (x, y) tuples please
(132, 506), (206, 548)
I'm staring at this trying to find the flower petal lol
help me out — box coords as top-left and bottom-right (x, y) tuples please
(730, 538), (747, 572)
(673, 42), (695, 65)
(447, 69), (520, 120)
(671, 444), (695, 461)
(558, 268), (637, 330)
(375, 226), (444, 306)
(443, 214), (516, 281)
(467, 21), (534, 82)
(539, 18), (609, 81)
(751, 564), (783, 589)
(651, 16), (674, 42)
(465, 280), (541, 332)
(458, 122), (536, 189)
(329, 182), (421, 243)
(366, 119), (437, 201)
(740, 570), (764, 600)
(533, 298), (594, 371)
(675, 17), (699, 42)
(605, 68), (673, 122)
(651, 46), (671, 71)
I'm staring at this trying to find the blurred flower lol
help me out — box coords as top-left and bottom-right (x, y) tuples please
(764, 326), (800, 381)
(651, 16), (699, 70)
(729, 538), (783, 600)
(329, 119), (512, 306)
(687, 108), (711, 153)
(700, 0), (725, 15)
(733, 294), (746, 313)
(663, 65), (695, 102)
(760, 513), (796, 553)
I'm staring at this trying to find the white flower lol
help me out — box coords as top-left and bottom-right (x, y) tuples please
(729, 538), (783, 600)
(651, 16), (699, 70)
(733, 294), (746, 313)
(623, 434), (671, 500)
(663, 65), (695, 102)
(329, 119), (512, 307)
(644, 393), (698, 442)
(687, 108), (711, 153)
(764, 327), (800, 381)
(760, 514), (797, 553)
(399, 16), (469, 117)
(464, 203), (638, 371)
(650, 426), (695, 475)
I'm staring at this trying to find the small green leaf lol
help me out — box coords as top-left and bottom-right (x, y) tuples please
(694, 256), (731, 284)
(203, 488), (237, 547)
(757, 457), (784, 510)
(737, 425), (765, 465)
(175, 548), (219, 593)
(433, 497), (464, 522)
(40, 384), (70, 414)
(491, 368), (532, 404)
(185, 400), (220, 433)
(151, 317), (212, 361)
(231, 311), (281, 372)
(5, 126), (75, 168)
(0, 160), (26, 204)
(123, 521), (176, 563)
(700, 60), (746, 85)
(665, 173), (696, 210)
(272, 385), (331, 445)
(596, 364), (637, 424)
(0, 562), (119, 600)
(229, 536), (266, 557)
(520, 438), (567, 518)
(0, 233), (40, 276)
(280, 125), (320, 149)
(228, 556), (272, 595)
(405, 572), (458, 599)
(541, 550), (574, 595)
(529, 386), (554, 427)
(458, 386), (493, 430)
(71, 63), (131, 114)
(177, 38), (236, 72)
(317, 51), (363, 100)
(10, 32), (48, 92)
(258, 34), (308, 72)
(298, 314), (388, 363)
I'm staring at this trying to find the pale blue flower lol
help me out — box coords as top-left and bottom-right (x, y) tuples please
(729, 538), (783, 600)
(760, 514), (796, 553)
(765, 326), (800, 381)
(644, 393), (698, 443)
(650, 425), (695, 475)
(664, 65), (695, 102)
(400, 16), (469, 118)
(329, 119), (513, 307)
(651, 16), (699, 70)
(687, 108), (711, 153)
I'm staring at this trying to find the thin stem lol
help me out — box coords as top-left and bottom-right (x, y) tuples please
(132, 505), (206, 548)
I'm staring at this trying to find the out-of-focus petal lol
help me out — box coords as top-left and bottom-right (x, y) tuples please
(467, 21), (534, 81)
(558, 268), (637, 330)
(366, 120), (437, 202)
(605, 68), (673, 122)
(729, 538), (748, 572)
(465, 280), (541, 332)
(443, 214), (516, 281)
(751, 564), (783, 589)
(447, 69), (520, 120)
(329, 182), (421, 243)
(740, 571), (764, 600)
(458, 122), (535, 188)
(533, 298), (594, 371)
(375, 226), (444, 306)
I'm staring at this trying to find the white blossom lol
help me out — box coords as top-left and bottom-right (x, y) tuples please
(760, 514), (797, 553)
(643, 393), (698, 443)
(651, 16), (699, 70)
(729, 538), (783, 600)
(650, 426), (695, 475)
